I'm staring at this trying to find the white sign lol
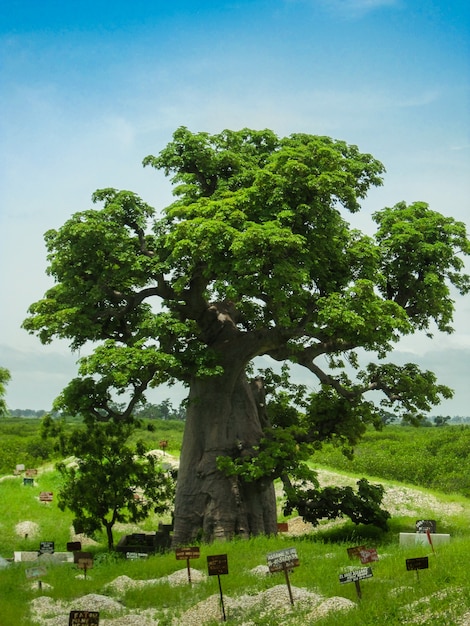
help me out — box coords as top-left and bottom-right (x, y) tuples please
(267, 547), (299, 573)
(339, 567), (373, 584)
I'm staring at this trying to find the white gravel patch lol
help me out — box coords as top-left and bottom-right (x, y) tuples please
(174, 584), (353, 625)
(30, 594), (126, 626)
(15, 520), (40, 538)
(104, 568), (206, 594)
(29, 580), (355, 626)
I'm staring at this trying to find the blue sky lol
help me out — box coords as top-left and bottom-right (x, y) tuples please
(1, 0), (469, 414)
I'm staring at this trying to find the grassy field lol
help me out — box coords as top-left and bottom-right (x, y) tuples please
(0, 420), (469, 625)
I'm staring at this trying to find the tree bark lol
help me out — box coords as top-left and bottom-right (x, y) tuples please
(172, 368), (278, 545)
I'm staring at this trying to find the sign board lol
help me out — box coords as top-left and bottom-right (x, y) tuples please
(176, 547), (200, 560)
(207, 554), (229, 576)
(74, 551), (93, 564)
(16, 464), (25, 472)
(23, 478), (34, 486)
(25, 566), (47, 580)
(339, 567), (373, 584)
(267, 547), (299, 573)
(74, 551), (93, 565)
(277, 522), (289, 532)
(39, 541), (55, 555)
(207, 555), (228, 621)
(347, 545), (366, 559)
(126, 552), (148, 560)
(406, 557), (429, 571)
(39, 491), (53, 502)
(416, 520), (436, 534)
(69, 610), (100, 625)
(67, 541), (82, 552)
(359, 548), (379, 564)
(25, 469), (38, 477)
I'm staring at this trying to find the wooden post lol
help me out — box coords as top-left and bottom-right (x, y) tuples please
(283, 564), (294, 605)
(354, 580), (362, 599)
(217, 574), (226, 621)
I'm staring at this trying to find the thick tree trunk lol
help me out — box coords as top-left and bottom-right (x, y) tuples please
(172, 368), (278, 545)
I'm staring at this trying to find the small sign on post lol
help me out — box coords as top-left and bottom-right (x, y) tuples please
(416, 520), (436, 534)
(339, 567), (373, 599)
(347, 545), (366, 560)
(74, 552), (94, 579)
(126, 552), (148, 560)
(359, 548), (379, 564)
(347, 545), (378, 563)
(406, 556), (429, 582)
(176, 546), (200, 584)
(39, 541), (55, 555)
(39, 491), (53, 503)
(267, 547), (299, 605)
(25, 565), (47, 589)
(207, 554), (228, 622)
(69, 610), (100, 625)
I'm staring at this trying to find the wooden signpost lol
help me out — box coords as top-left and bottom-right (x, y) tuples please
(69, 610), (100, 625)
(74, 552), (94, 579)
(347, 545), (378, 564)
(176, 546), (200, 584)
(359, 548), (379, 564)
(406, 556), (429, 581)
(416, 520), (436, 534)
(25, 565), (47, 589)
(39, 541), (55, 555)
(347, 545), (366, 560)
(126, 552), (148, 560)
(207, 554), (229, 621)
(39, 491), (53, 503)
(267, 547), (300, 605)
(339, 567), (373, 599)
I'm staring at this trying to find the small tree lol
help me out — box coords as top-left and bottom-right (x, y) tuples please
(0, 367), (11, 418)
(56, 418), (175, 549)
(433, 415), (451, 427)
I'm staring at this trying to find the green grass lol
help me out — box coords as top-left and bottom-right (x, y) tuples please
(312, 425), (470, 497)
(1, 521), (469, 624)
(1, 420), (470, 624)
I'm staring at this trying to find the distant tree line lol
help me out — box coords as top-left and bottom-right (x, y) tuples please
(379, 409), (469, 427)
(8, 408), (48, 418)
(6, 400), (186, 421)
(133, 399), (187, 421)
(6, 404), (470, 426)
